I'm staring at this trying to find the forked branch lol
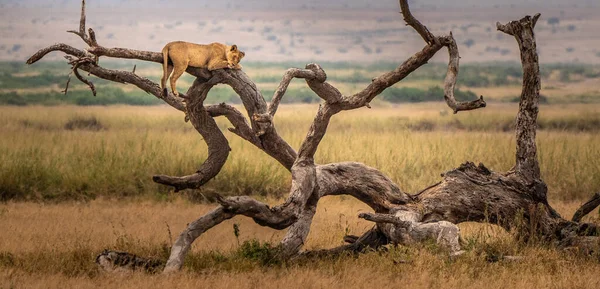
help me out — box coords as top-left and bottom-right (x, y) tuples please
(497, 13), (543, 179)
(66, 0), (91, 45)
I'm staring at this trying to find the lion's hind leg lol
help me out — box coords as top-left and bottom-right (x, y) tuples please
(161, 64), (174, 97)
(169, 60), (188, 97)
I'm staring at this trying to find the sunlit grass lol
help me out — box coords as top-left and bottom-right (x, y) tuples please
(0, 198), (598, 289)
(0, 103), (599, 201)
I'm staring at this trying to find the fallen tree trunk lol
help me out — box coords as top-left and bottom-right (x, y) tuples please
(27, 0), (599, 273)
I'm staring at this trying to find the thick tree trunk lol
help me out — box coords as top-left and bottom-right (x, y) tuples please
(27, 0), (599, 274)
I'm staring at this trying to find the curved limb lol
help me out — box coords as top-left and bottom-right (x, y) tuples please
(163, 206), (233, 273)
(443, 32), (487, 113)
(26, 43), (86, 64)
(153, 80), (230, 191)
(268, 67), (326, 116)
(71, 58), (97, 96)
(572, 192), (600, 222)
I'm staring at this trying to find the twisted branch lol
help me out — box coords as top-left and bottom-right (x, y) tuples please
(153, 80), (229, 191)
(70, 57), (97, 96)
(267, 67), (325, 116)
(572, 192), (600, 222)
(443, 32), (486, 113)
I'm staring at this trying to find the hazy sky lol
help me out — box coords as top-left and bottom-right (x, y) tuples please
(2, 0), (598, 9)
(2, 0), (599, 63)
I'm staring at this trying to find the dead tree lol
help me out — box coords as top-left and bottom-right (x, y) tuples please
(27, 0), (599, 273)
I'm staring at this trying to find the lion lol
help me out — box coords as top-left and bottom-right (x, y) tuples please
(160, 41), (245, 96)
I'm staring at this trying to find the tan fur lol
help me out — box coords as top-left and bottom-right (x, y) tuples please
(160, 41), (245, 96)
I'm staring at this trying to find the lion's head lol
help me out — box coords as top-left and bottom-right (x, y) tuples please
(226, 44), (245, 69)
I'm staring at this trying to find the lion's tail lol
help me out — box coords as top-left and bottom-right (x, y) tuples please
(160, 45), (170, 95)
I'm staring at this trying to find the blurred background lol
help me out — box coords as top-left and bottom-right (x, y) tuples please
(2, 0), (600, 63)
(0, 1), (599, 202)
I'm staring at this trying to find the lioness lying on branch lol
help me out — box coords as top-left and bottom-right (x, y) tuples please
(161, 41), (245, 97)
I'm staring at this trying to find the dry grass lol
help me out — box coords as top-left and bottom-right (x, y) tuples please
(0, 103), (599, 201)
(1, 103), (600, 288)
(0, 198), (598, 289)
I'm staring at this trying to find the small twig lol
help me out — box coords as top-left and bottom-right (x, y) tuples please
(413, 181), (442, 197)
(132, 64), (136, 74)
(165, 221), (173, 248)
(62, 72), (72, 95)
(71, 58), (97, 96)
(67, 0), (91, 46)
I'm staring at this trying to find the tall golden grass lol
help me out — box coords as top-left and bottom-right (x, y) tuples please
(0, 198), (598, 289)
(1, 103), (600, 288)
(0, 103), (598, 201)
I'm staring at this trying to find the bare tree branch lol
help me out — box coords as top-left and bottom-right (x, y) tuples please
(70, 57), (97, 96)
(572, 192), (600, 222)
(67, 0), (91, 45)
(267, 67), (325, 116)
(153, 81), (229, 191)
(88, 28), (98, 47)
(88, 46), (213, 79)
(303, 63), (341, 104)
(163, 206), (233, 273)
(61, 72), (72, 95)
(497, 14), (543, 179)
(443, 32), (487, 113)
(342, 38), (448, 109)
(206, 103), (262, 147)
(359, 212), (412, 227)
(79, 62), (186, 111)
(26, 44), (86, 64)
(399, 0), (436, 44)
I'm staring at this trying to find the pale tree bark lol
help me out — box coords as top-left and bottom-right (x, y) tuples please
(27, 0), (599, 273)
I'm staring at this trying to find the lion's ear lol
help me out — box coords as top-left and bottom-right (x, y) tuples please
(240, 51), (245, 58)
(230, 45), (238, 51)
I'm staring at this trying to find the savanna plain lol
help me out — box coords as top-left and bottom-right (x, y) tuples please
(0, 59), (600, 289)
(1, 102), (600, 289)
